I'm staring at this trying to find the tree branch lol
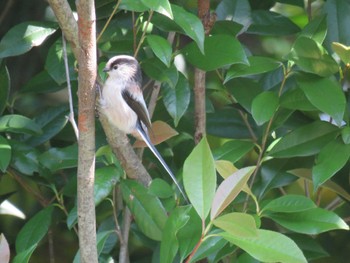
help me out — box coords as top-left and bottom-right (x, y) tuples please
(76, 0), (98, 261)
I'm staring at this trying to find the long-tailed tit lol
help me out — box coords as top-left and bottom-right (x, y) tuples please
(100, 55), (188, 203)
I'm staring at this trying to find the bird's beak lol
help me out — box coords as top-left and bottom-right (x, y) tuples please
(103, 68), (109, 72)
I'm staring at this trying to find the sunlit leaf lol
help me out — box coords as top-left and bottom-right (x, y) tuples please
(211, 166), (255, 220)
(183, 136), (216, 220)
(261, 195), (316, 214)
(220, 229), (307, 263)
(147, 35), (172, 67)
(0, 21), (57, 58)
(213, 213), (258, 237)
(332, 42), (350, 65)
(0, 115), (42, 135)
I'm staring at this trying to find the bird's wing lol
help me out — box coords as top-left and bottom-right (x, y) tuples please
(121, 84), (152, 130)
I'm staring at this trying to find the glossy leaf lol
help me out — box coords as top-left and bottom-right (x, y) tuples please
(332, 42), (350, 64)
(12, 245), (37, 263)
(147, 35), (172, 67)
(290, 234), (329, 261)
(280, 87), (317, 111)
(45, 40), (76, 85)
(261, 195), (316, 214)
(220, 229), (307, 263)
(0, 234), (10, 263)
(121, 180), (168, 241)
(20, 70), (63, 94)
(266, 208), (349, 234)
(183, 136), (216, 220)
(94, 166), (121, 205)
(22, 106), (69, 146)
(215, 160), (238, 179)
(287, 37), (339, 77)
(141, 58), (178, 87)
(39, 144), (78, 172)
(172, 4), (204, 53)
(251, 91), (279, 126)
(0, 136), (11, 173)
(269, 121), (339, 158)
(341, 126), (350, 144)
(0, 63), (9, 115)
(248, 10), (300, 36)
(182, 35), (248, 71)
(300, 15), (327, 44)
(211, 166), (255, 220)
(141, 0), (173, 19)
(0, 115), (42, 135)
(119, 0), (148, 12)
(190, 230), (228, 262)
(16, 206), (54, 252)
(225, 56), (282, 82)
(324, 0), (350, 48)
(216, 0), (251, 28)
(0, 21), (57, 58)
(213, 213), (257, 237)
(162, 73), (190, 127)
(312, 139), (350, 189)
(160, 206), (191, 263)
(149, 178), (174, 198)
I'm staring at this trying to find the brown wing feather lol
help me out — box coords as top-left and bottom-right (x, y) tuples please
(122, 88), (151, 130)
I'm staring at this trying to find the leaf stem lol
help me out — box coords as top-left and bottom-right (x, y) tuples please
(96, 0), (122, 43)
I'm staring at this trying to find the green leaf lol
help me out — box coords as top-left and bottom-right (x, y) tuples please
(213, 213), (258, 237)
(220, 229), (307, 263)
(266, 208), (349, 234)
(0, 115), (42, 135)
(162, 73), (190, 126)
(22, 106), (69, 146)
(141, 58), (178, 87)
(45, 39), (76, 85)
(149, 178), (174, 198)
(183, 136), (216, 220)
(312, 139), (350, 189)
(160, 206), (191, 263)
(121, 180), (168, 241)
(332, 42), (350, 65)
(20, 70), (63, 94)
(0, 21), (57, 58)
(290, 234), (329, 261)
(287, 37), (339, 77)
(216, 0), (251, 27)
(280, 87), (317, 111)
(211, 166), (255, 219)
(172, 4), (204, 53)
(300, 15), (327, 44)
(119, 0), (148, 12)
(177, 208), (202, 261)
(182, 35), (248, 71)
(213, 140), (254, 163)
(341, 126), (350, 144)
(298, 76), (345, 126)
(269, 121), (339, 158)
(211, 21), (243, 36)
(141, 0), (173, 19)
(261, 195), (316, 214)
(147, 35), (172, 67)
(225, 56), (282, 82)
(0, 136), (11, 173)
(12, 245), (37, 263)
(94, 166), (121, 205)
(248, 10), (300, 36)
(16, 206), (54, 252)
(0, 63), (10, 115)
(190, 230), (228, 262)
(39, 144), (78, 172)
(251, 91), (279, 126)
(324, 0), (350, 48)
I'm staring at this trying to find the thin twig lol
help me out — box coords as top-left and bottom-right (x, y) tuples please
(134, 10), (154, 58)
(112, 186), (124, 244)
(96, 0), (122, 43)
(307, 0), (312, 22)
(62, 33), (79, 140)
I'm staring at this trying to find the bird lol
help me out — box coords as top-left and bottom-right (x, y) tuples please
(99, 55), (188, 203)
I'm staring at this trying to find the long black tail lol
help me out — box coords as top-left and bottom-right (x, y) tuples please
(136, 126), (189, 203)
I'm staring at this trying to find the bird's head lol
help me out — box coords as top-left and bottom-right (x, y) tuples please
(103, 55), (141, 83)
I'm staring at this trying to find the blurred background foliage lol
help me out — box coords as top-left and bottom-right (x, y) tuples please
(1, 0), (350, 262)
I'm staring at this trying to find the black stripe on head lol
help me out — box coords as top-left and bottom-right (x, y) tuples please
(110, 57), (137, 70)
(108, 56), (142, 84)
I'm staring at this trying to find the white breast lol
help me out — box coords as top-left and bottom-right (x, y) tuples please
(100, 78), (138, 134)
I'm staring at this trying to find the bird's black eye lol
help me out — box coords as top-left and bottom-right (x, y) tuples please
(113, 65), (118, 70)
